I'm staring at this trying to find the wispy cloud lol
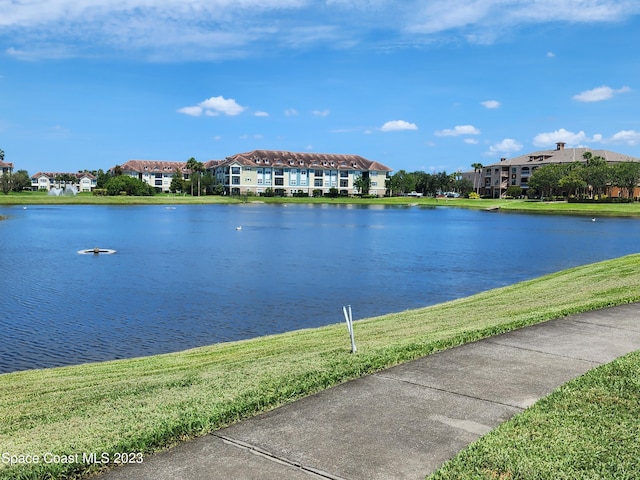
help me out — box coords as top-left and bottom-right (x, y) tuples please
(284, 108), (299, 117)
(573, 85), (631, 102)
(380, 120), (418, 132)
(481, 100), (500, 109)
(178, 96), (246, 117)
(312, 109), (331, 117)
(435, 125), (480, 136)
(254, 111), (270, 117)
(3, 1), (639, 60)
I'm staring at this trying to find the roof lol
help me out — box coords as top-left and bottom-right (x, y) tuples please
(31, 172), (96, 179)
(117, 160), (190, 173)
(485, 147), (640, 168)
(0, 161), (13, 168)
(216, 150), (392, 172)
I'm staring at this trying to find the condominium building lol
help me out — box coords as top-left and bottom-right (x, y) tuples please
(464, 143), (640, 198)
(31, 172), (97, 192)
(0, 161), (13, 175)
(207, 150), (392, 197)
(116, 160), (190, 193)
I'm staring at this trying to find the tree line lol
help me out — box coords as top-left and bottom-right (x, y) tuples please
(386, 169), (473, 196)
(527, 152), (640, 200)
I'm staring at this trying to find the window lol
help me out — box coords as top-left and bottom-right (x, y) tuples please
(275, 178), (284, 186)
(232, 176), (240, 185)
(340, 171), (348, 178)
(231, 167), (240, 175)
(340, 179), (348, 187)
(274, 168), (283, 176)
(314, 178), (323, 187)
(314, 170), (323, 177)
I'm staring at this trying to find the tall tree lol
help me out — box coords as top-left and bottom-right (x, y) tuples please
(528, 164), (566, 199)
(582, 153), (609, 198)
(610, 162), (640, 199)
(12, 170), (31, 192)
(471, 163), (483, 194)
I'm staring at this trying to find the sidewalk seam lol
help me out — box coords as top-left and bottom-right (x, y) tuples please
(373, 373), (527, 411)
(212, 433), (350, 480)
(483, 339), (605, 365)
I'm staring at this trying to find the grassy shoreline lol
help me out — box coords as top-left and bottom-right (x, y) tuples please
(1, 254), (640, 479)
(3, 191), (640, 217)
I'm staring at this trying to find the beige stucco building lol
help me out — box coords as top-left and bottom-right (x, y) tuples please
(207, 150), (392, 197)
(463, 143), (640, 198)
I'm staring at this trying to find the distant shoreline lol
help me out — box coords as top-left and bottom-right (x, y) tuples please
(2, 192), (640, 217)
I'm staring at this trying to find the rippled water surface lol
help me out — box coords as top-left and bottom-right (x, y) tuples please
(1, 204), (639, 373)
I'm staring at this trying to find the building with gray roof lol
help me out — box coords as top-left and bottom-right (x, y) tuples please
(463, 143), (640, 198)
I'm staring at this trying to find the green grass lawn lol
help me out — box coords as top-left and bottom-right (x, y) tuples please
(428, 350), (640, 480)
(1, 254), (640, 479)
(3, 191), (640, 217)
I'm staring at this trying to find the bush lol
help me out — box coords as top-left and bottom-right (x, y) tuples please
(468, 192), (480, 199)
(104, 176), (155, 196)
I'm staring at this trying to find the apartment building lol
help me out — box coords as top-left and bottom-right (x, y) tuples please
(208, 150), (392, 197)
(464, 143), (640, 198)
(0, 161), (13, 175)
(31, 172), (97, 192)
(116, 160), (190, 193)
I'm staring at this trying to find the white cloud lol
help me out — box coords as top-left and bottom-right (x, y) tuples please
(464, 138), (479, 144)
(178, 96), (246, 117)
(435, 124), (480, 136)
(484, 138), (523, 156)
(407, 1), (640, 40)
(573, 85), (631, 102)
(380, 120), (418, 132)
(481, 100), (500, 109)
(532, 128), (599, 147)
(3, 1), (640, 59)
(312, 109), (330, 117)
(610, 130), (640, 146)
(254, 111), (269, 117)
(285, 108), (299, 117)
(546, 51), (555, 57)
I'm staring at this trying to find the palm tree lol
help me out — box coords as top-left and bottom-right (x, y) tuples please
(471, 163), (483, 194)
(186, 157), (197, 196)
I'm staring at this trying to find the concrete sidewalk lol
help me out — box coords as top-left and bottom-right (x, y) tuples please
(97, 304), (640, 480)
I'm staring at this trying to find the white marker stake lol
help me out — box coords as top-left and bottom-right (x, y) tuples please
(343, 305), (357, 353)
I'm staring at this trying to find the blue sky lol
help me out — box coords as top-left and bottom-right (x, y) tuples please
(1, 0), (639, 175)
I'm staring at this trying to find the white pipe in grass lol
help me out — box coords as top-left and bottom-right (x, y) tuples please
(343, 305), (357, 353)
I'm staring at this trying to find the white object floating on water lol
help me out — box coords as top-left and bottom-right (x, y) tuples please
(592, 218), (596, 222)
(236, 226), (242, 230)
(77, 248), (117, 255)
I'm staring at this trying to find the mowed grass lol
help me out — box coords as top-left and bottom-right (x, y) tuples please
(4, 191), (640, 217)
(1, 254), (640, 479)
(428, 349), (640, 480)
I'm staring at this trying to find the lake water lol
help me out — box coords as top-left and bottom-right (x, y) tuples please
(1, 203), (639, 373)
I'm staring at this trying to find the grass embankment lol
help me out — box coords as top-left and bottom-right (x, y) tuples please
(3, 191), (640, 217)
(1, 255), (640, 479)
